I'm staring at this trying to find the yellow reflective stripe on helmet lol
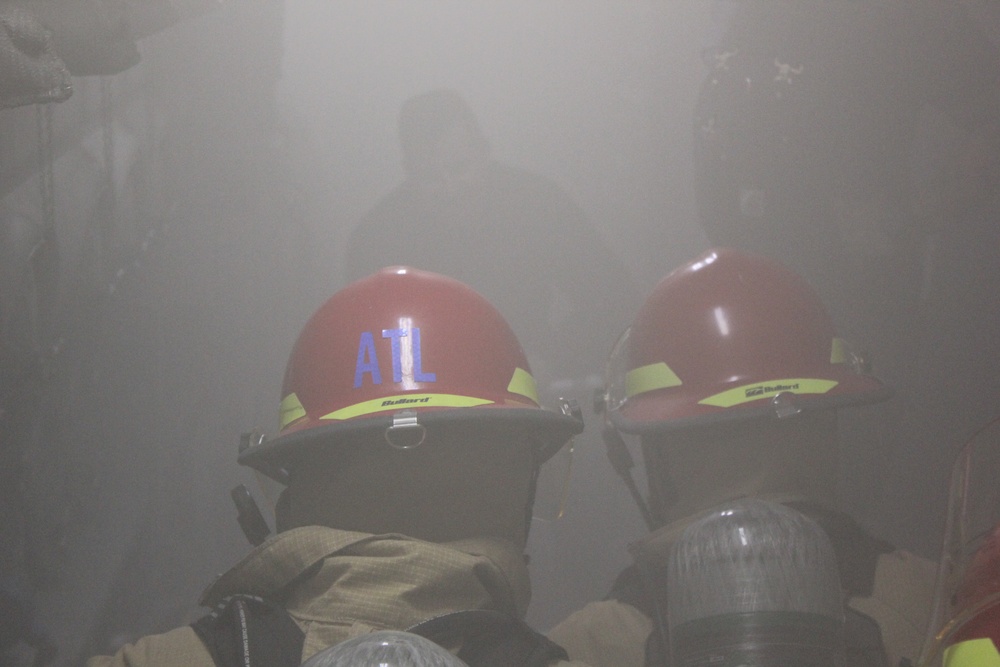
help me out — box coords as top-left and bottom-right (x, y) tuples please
(699, 378), (839, 408)
(626, 362), (683, 398)
(831, 337), (849, 364)
(321, 394), (494, 420)
(507, 367), (540, 405)
(280, 392), (307, 430)
(944, 638), (1000, 666)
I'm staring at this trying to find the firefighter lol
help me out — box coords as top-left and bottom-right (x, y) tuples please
(917, 418), (1000, 667)
(86, 266), (590, 667)
(547, 248), (937, 667)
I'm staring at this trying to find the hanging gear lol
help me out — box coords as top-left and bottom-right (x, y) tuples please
(239, 266), (582, 482)
(692, 41), (816, 250)
(603, 247), (890, 435)
(20, 0), (140, 77)
(0, 6), (72, 110)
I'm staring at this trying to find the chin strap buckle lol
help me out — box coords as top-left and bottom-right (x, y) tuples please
(559, 397), (583, 424)
(385, 410), (427, 449)
(771, 391), (802, 419)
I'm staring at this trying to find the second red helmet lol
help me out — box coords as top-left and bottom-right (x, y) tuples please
(605, 248), (891, 433)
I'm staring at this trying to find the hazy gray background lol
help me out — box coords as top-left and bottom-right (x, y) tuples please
(2, 2), (998, 664)
(279, 1), (710, 290)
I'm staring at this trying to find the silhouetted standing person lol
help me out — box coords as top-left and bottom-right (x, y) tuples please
(345, 89), (638, 393)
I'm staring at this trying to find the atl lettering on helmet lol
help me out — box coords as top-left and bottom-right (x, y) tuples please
(354, 328), (437, 388)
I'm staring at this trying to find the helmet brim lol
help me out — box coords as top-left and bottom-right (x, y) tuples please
(611, 372), (892, 435)
(239, 406), (583, 479)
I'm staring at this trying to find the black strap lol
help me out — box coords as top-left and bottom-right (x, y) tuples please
(191, 597), (564, 667)
(607, 564), (652, 618)
(844, 606), (890, 667)
(191, 595), (304, 667)
(784, 501), (893, 598)
(408, 609), (569, 667)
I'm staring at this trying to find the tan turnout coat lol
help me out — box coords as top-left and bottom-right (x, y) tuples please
(87, 526), (590, 667)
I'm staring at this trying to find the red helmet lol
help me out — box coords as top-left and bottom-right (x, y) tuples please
(941, 603), (1000, 666)
(239, 267), (581, 476)
(940, 528), (1000, 666)
(606, 248), (890, 434)
(920, 419), (1000, 667)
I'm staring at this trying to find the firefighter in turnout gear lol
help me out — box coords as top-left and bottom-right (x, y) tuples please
(86, 267), (590, 667)
(547, 248), (938, 667)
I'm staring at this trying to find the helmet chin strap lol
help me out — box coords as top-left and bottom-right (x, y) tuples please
(239, 430), (289, 485)
(384, 411), (427, 449)
(602, 424), (657, 532)
(230, 431), (283, 546)
(230, 483), (272, 546)
(524, 456), (541, 547)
